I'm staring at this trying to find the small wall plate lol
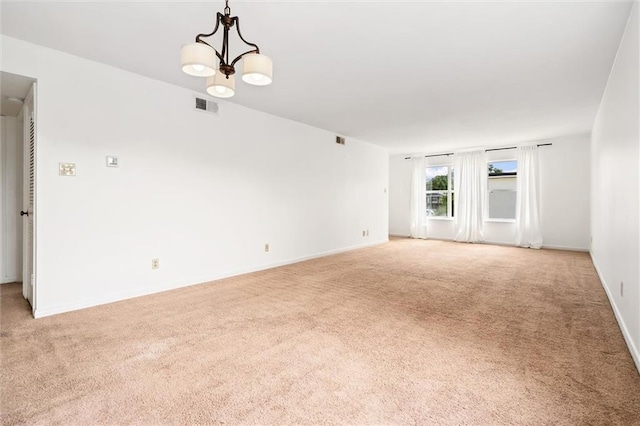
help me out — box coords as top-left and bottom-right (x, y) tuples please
(106, 156), (118, 167)
(59, 163), (76, 176)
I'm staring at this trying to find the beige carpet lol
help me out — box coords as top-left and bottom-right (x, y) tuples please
(1, 238), (639, 425)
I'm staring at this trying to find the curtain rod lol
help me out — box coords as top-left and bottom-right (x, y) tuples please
(486, 143), (552, 152)
(403, 143), (552, 160)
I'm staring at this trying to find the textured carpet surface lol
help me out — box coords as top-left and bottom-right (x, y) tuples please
(1, 238), (639, 425)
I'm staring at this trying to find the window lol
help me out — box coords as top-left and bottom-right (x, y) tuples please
(426, 165), (454, 217)
(487, 160), (517, 219)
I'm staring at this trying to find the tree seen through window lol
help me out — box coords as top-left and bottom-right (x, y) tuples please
(425, 166), (453, 217)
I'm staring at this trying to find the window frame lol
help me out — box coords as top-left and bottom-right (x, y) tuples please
(425, 164), (455, 219)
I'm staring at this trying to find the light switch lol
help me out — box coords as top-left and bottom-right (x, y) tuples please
(59, 163), (76, 176)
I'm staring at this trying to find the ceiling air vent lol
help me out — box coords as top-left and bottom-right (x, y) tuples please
(336, 136), (346, 145)
(194, 96), (219, 115)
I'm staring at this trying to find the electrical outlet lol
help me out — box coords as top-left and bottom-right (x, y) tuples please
(620, 281), (624, 297)
(362, 230), (366, 237)
(264, 243), (269, 252)
(151, 258), (159, 270)
(366, 229), (369, 236)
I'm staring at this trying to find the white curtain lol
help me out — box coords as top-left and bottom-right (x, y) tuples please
(453, 150), (486, 243)
(515, 145), (543, 249)
(410, 156), (428, 239)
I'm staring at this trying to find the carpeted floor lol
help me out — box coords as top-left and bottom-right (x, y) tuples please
(1, 238), (639, 425)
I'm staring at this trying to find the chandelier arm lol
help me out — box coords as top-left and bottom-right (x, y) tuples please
(196, 12), (224, 39)
(193, 39), (225, 63)
(233, 17), (261, 55)
(230, 49), (260, 68)
(194, 12), (226, 64)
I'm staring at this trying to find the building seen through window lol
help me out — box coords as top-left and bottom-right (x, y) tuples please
(488, 160), (517, 219)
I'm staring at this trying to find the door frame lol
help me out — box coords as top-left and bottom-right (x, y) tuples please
(22, 82), (37, 315)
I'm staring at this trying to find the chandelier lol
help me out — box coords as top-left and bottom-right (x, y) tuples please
(180, 0), (273, 98)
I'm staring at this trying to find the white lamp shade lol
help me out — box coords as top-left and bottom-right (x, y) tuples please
(181, 43), (217, 77)
(207, 73), (235, 98)
(241, 53), (273, 86)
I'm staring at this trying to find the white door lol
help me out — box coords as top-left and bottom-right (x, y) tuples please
(22, 84), (36, 311)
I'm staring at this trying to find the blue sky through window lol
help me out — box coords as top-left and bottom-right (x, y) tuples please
(426, 166), (448, 182)
(489, 160), (517, 173)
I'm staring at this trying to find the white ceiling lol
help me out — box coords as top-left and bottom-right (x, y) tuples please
(0, 1), (633, 153)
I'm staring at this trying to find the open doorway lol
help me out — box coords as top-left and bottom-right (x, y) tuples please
(1, 71), (37, 316)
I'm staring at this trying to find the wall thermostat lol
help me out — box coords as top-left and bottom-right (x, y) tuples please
(106, 156), (118, 167)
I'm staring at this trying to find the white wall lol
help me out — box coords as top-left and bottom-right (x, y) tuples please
(389, 133), (591, 250)
(0, 116), (24, 283)
(0, 36), (389, 317)
(539, 135), (591, 250)
(591, 2), (639, 370)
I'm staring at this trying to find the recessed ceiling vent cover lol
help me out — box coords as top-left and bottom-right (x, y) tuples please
(195, 96), (219, 115)
(336, 136), (346, 145)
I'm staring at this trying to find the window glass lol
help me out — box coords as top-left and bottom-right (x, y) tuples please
(426, 166), (448, 191)
(487, 161), (517, 219)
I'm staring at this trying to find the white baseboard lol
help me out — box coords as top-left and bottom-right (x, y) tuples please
(590, 252), (640, 374)
(482, 240), (515, 247)
(482, 241), (589, 252)
(223, 238), (389, 279)
(34, 280), (200, 318)
(542, 244), (589, 252)
(34, 238), (389, 319)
